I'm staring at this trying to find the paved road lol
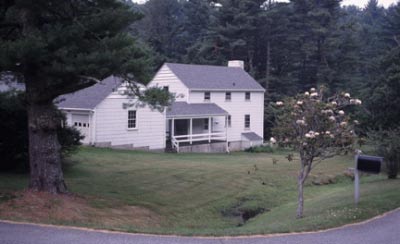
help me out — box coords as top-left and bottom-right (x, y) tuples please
(1, 209), (399, 244)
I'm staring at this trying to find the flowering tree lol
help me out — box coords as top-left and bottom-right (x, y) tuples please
(272, 87), (361, 218)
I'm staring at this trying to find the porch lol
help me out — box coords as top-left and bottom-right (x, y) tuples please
(166, 102), (230, 153)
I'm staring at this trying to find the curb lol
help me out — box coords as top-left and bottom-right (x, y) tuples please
(0, 207), (399, 239)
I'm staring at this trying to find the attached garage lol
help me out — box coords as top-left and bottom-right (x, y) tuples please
(71, 113), (91, 144)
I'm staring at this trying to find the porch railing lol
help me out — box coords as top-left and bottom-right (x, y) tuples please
(171, 132), (226, 153)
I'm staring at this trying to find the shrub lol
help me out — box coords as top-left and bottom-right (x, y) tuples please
(0, 91), (82, 172)
(368, 128), (400, 179)
(245, 145), (274, 153)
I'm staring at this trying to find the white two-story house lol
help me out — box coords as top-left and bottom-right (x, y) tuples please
(56, 61), (265, 153)
(148, 61), (265, 152)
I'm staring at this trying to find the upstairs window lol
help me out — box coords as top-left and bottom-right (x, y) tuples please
(245, 92), (251, 101)
(204, 92), (211, 101)
(244, 114), (250, 129)
(225, 92), (231, 101)
(163, 86), (169, 92)
(128, 110), (137, 129)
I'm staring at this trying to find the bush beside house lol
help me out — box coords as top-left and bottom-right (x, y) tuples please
(0, 91), (82, 172)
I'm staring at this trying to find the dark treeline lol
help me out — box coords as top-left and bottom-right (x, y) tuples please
(129, 0), (400, 136)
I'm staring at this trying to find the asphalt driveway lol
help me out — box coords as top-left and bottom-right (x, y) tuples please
(0, 209), (399, 244)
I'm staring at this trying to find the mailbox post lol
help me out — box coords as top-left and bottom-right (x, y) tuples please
(354, 153), (383, 205)
(354, 153), (360, 205)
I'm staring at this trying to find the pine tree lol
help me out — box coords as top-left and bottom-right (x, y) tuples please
(0, 0), (149, 193)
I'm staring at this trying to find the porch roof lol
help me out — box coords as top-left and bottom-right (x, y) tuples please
(167, 102), (229, 118)
(242, 132), (263, 141)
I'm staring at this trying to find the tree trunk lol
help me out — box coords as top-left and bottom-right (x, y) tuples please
(27, 101), (67, 194)
(296, 169), (305, 218)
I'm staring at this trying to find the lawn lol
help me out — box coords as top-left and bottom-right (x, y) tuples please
(0, 146), (399, 236)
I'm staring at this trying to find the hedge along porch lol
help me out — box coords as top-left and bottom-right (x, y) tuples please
(166, 102), (229, 153)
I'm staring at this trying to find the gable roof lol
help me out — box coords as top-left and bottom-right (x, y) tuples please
(167, 102), (228, 118)
(56, 76), (122, 110)
(165, 63), (265, 91)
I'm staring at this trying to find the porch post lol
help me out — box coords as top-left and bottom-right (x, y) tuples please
(208, 116), (211, 142)
(225, 115), (229, 153)
(225, 115), (228, 139)
(171, 118), (175, 138)
(189, 118), (193, 144)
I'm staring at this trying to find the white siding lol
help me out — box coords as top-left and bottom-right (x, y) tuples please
(188, 91), (264, 142)
(147, 64), (189, 102)
(94, 92), (166, 149)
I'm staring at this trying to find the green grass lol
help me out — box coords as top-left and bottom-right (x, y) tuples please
(0, 146), (399, 236)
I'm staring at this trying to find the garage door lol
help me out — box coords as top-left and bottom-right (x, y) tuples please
(72, 114), (90, 144)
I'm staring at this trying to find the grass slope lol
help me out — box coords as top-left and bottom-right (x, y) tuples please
(0, 147), (399, 235)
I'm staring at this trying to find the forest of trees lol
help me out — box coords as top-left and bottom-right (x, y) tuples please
(128, 0), (400, 139)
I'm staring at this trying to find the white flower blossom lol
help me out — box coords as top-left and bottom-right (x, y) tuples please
(325, 131), (331, 135)
(329, 116), (336, 121)
(276, 101), (284, 106)
(304, 91), (310, 96)
(297, 100), (303, 105)
(310, 92), (318, 97)
(331, 101), (337, 106)
(296, 119), (306, 125)
(355, 99), (362, 105)
(338, 110), (345, 116)
(354, 120), (360, 125)
(310, 88), (316, 92)
(340, 121), (348, 127)
(270, 137), (277, 144)
(344, 93), (351, 98)
(305, 130), (317, 138)
(330, 134), (334, 138)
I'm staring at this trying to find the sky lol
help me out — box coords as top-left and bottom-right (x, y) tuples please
(131, 0), (399, 8)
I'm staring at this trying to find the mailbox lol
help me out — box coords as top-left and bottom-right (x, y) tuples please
(356, 155), (383, 174)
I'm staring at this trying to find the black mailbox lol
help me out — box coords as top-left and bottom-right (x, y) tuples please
(357, 155), (383, 174)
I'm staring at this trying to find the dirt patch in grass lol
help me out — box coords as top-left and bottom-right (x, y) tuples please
(221, 197), (268, 226)
(0, 190), (162, 229)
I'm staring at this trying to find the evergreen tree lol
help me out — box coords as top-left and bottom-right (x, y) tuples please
(0, 0), (150, 193)
(187, 0), (266, 72)
(365, 2), (400, 130)
(132, 0), (185, 63)
(286, 0), (342, 91)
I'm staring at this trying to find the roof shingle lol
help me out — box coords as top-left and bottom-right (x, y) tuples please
(167, 102), (228, 118)
(56, 76), (122, 110)
(165, 63), (264, 91)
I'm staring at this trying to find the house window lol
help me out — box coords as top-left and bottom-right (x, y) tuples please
(204, 92), (211, 101)
(204, 118), (209, 130)
(245, 92), (251, 101)
(128, 110), (137, 129)
(225, 92), (231, 101)
(226, 115), (232, 127)
(244, 114), (250, 129)
(163, 86), (169, 92)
